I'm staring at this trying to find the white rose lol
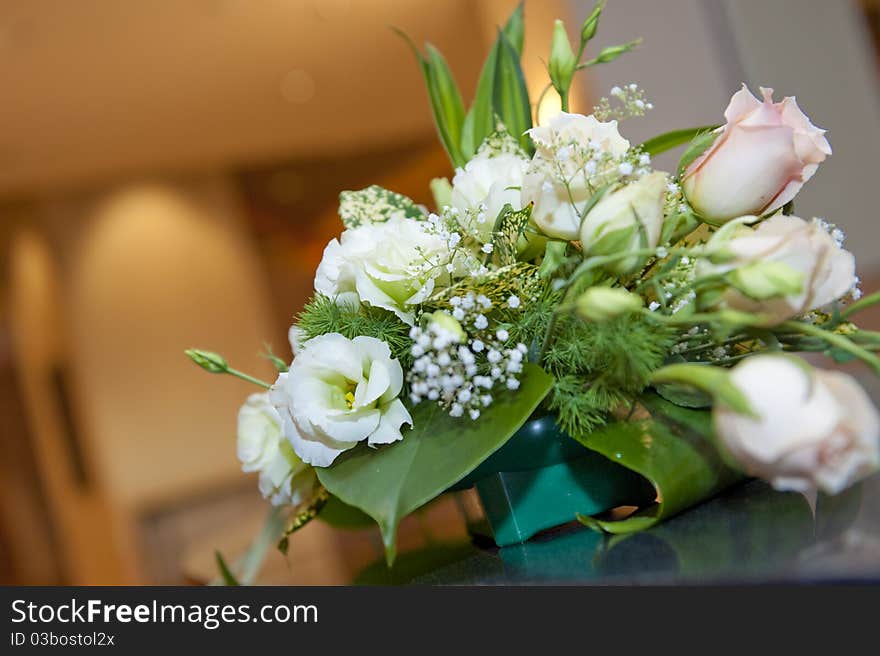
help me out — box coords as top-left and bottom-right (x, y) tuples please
(270, 333), (413, 467)
(715, 355), (880, 495)
(523, 112), (630, 239)
(451, 153), (530, 242)
(314, 216), (450, 325)
(698, 214), (855, 325)
(237, 393), (317, 506)
(579, 171), (668, 274)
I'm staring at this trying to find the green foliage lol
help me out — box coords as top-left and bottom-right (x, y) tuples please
(296, 295), (413, 367)
(338, 185), (423, 229)
(498, 280), (561, 351)
(214, 551), (240, 586)
(639, 125), (720, 158)
(462, 4), (525, 159)
(577, 393), (743, 534)
(493, 30), (533, 153)
(677, 128), (721, 177)
(428, 262), (544, 319)
(399, 3), (532, 166)
(317, 363), (554, 565)
(542, 313), (677, 439)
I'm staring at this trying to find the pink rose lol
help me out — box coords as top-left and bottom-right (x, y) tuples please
(683, 85), (831, 224)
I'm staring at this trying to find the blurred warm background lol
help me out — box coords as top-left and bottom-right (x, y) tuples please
(1, 0), (879, 585)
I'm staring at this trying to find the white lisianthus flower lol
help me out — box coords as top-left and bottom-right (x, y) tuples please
(523, 112), (631, 239)
(451, 152), (530, 242)
(580, 171), (668, 274)
(714, 355), (880, 495)
(237, 393), (317, 506)
(270, 333), (413, 467)
(698, 214), (855, 325)
(314, 216), (450, 325)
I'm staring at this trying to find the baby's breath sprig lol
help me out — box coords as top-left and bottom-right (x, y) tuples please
(407, 293), (529, 420)
(593, 83), (653, 122)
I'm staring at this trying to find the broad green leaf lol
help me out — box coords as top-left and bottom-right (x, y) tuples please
(316, 364), (555, 564)
(493, 31), (533, 154)
(654, 381), (712, 409)
(318, 494), (375, 529)
(425, 44), (467, 167)
(639, 125), (720, 157)
(677, 128), (721, 177)
(650, 362), (755, 416)
(338, 185), (423, 229)
(576, 393), (744, 534)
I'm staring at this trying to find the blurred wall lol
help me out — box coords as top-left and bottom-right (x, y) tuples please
(571, 0), (880, 276)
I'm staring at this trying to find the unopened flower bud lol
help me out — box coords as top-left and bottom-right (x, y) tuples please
(185, 348), (228, 373)
(427, 311), (467, 342)
(549, 20), (577, 95)
(576, 287), (643, 322)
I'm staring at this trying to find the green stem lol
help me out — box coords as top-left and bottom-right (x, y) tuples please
(226, 367), (272, 389)
(840, 291), (880, 320)
(567, 246), (700, 287)
(534, 82), (554, 125)
(676, 335), (748, 356)
(538, 310), (560, 362)
(778, 321), (880, 375)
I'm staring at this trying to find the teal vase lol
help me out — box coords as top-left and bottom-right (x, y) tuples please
(448, 415), (655, 547)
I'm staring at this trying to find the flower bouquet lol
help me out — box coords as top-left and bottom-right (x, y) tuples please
(187, 2), (880, 573)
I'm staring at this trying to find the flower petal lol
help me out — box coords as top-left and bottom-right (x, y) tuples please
(367, 399), (413, 446)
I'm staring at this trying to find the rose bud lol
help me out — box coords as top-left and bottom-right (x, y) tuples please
(714, 355), (880, 495)
(580, 171), (668, 274)
(682, 85), (831, 224)
(697, 214), (855, 325)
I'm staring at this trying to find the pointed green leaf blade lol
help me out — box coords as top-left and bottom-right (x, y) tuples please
(467, 41), (500, 158)
(316, 364), (554, 564)
(502, 2), (525, 56)
(638, 125), (720, 157)
(493, 31), (533, 154)
(424, 44), (467, 167)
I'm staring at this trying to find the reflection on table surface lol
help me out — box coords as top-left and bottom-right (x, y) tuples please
(354, 475), (880, 585)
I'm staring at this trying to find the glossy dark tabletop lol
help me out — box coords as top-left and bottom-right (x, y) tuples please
(353, 474), (880, 585)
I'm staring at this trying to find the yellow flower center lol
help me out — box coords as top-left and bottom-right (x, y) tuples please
(344, 391), (356, 409)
